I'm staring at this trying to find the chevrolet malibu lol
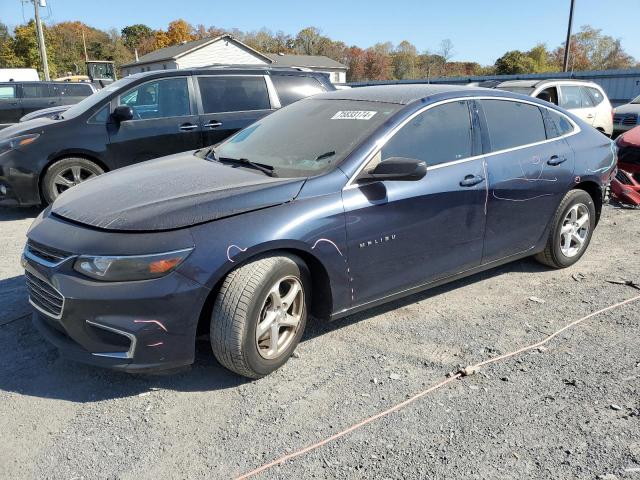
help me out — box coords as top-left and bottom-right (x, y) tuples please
(23, 85), (617, 378)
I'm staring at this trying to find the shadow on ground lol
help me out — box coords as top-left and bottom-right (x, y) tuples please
(0, 257), (547, 403)
(0, 206), (41, 221)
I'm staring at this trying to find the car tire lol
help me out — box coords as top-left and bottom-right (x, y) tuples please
(42, 157), (104, 204)
(535, 189), (596, 269)
(211, 254), (310, 379)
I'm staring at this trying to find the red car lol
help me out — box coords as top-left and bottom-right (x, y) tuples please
(613, 126), (640, 206)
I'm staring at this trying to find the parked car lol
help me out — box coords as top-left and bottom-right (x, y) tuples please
(497, 79), (613, 136)
(0, 81), (96, 129)
(611, 125), (640, 206)
(612, 93), (640, 136)
(0, 66), (334, 206)
(23, 85), (616, 378)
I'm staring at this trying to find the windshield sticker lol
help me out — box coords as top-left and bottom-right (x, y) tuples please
(331, 110), (377, 120)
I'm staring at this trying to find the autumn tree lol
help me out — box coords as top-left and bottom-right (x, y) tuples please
(121, 24), (153, 51)
(165, 19), (194, 45)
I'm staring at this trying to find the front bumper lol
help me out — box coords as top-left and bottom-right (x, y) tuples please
(0, 149), (41, 206)
(23, 251), (209, 372)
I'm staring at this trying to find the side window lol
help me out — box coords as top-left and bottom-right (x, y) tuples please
(88, 105), (109, 124)
(198, 76), (270, 113)
(378, 100), (472, 167)
(0, 85), (16, 99)
(61, 83), (93, 97)
(22, 84), (51, 98)
(579, 87), (594, 107)
(119, 78), (190, 120)
(545, 109), (575, 138)
(560, 85), (594, 109)
(482, 99), (547, 151)
(536, 87), (558, 105)
(586, 87), (604, 105)
(271, 75), (326, 106)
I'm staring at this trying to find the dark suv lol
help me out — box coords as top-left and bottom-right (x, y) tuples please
(0, 67), (333, 206)
(0, 81), (96, 128)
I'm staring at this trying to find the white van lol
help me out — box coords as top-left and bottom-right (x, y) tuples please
(0, 69), (40, 82)
(497, 79), (614, 136)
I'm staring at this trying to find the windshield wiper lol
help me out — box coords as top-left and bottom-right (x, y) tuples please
(218, 156), (276, 177)
(315, 151), (336, 161)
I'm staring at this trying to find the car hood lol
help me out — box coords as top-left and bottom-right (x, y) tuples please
(614, 104), (640, 115)
(51, 152), (306, 231)
(0, 117), (55, 139)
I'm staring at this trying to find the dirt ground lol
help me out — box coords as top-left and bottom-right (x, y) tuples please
(0, 203), (639, 480)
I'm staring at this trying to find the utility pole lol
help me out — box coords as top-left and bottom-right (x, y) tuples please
(33, 0), (50, 80)
(562, 0), (576, 72)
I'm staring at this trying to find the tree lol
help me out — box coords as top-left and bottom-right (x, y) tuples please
(165, 19), (194, 45)
(494, 50), (536, 74)
(294, 27), (322, 55)
(0, 22), (20, 68)
(345, 46), (366, 82)
(392, 40), (418, 79)
(364, 47), (392, 80)
(526, 43), (553, 72)
(121, 24), (153, 50)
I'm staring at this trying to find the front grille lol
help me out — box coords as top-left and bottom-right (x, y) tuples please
(25, 241), (71, 266)
(615, 170), (632, 185)
(25, 270), (64, 318)
(614, 114), (638, 126)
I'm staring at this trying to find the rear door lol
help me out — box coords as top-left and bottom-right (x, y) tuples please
(559, 85), (596, 125)
(479, 98), (576, 262)
(21, 82), (58, 116)
(343, 100), (486, 306)
(106, 76), (202, 168)
(0, 83), (21, 126)
(195, 75), (274, 147)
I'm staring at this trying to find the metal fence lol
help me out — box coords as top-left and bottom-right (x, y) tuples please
(349, 68), (640, 106)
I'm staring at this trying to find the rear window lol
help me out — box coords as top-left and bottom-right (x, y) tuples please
(545, 109), (575, 138)
(482, 99), (547, 151)
(198, 76), (270, 113)
(271, 75), (326, 106)
(57, 83), (93, 97)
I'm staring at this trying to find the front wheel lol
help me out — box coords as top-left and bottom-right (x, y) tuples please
(42, 157), (104, 204)
(211, 254), (309, 378)
(535, 189), (596, 268)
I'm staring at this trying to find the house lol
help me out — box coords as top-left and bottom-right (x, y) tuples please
(121, 35), (347, 83)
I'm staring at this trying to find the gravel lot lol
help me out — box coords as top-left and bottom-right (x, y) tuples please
(0, 204), (639, 480)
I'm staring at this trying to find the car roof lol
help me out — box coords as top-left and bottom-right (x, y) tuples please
(311, 84), (493, 105)
(498, 79), (600, 89)
(126, 65), (325, 80)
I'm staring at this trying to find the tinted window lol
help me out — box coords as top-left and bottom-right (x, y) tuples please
(587, 87), (604, 105)
(119, 77), (190, 119)
(546, 109), (574, 137)
(198, 76), (270, 113)
(88, 105), (109, 124)
(482, 99), (547, 151)
(60, 83), (93, 96)
(271, 75), (326, 106)
(380, 101), (472, 166)
(22, 84), (51, 98)
(0, 85), (16, 99)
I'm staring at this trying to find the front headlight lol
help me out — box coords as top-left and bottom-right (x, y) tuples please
(73, 248), (193, 281)
(0, 133), (41, 156)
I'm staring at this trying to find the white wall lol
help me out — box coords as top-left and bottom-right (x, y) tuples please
(123, 60), (178, 76)
(177, 40), (267, 69)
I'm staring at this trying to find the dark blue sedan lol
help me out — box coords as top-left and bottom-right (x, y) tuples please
(23, 85), (617, 378)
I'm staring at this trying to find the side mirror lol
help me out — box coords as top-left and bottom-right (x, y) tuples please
(112, 105), (133, 122)
(360, 157), (427, 182)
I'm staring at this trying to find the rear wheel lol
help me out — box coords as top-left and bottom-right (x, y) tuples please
(42, 157), (104, 204)
(535, 189), (595, 268)
(210, 254), (309, 378)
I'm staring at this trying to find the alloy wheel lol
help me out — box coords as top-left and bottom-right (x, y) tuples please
(53, 166), (97, 196)
(255, 276), (304, 359)
(559, 203), (590, 258)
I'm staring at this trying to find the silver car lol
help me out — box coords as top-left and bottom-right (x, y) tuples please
(613, 93), (640, 136)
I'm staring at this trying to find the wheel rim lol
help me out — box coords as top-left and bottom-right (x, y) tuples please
(559, 203), (590, 258)
(255, 276), (304, 360)
(52, 166), (97, 197)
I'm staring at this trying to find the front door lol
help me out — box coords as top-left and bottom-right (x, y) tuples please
(343, 100), (486, 306)
(479, 99), (576, 262)
(106, 76), (202, 168)
(0, 83), (21, 126)
(195, 75), (274, 147)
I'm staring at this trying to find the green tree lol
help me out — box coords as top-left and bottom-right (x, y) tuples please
(494, 50), (536, 74)
(391, 40), (418, 79)
(0, 22), (21, 68)
(121, 24), (153, 51)
(294, 27), (322, 55)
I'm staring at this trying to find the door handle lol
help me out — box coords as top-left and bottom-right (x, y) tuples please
(459, 174), (484, 187)
(586, 114), (594, 119)
(547, 155), (567, 166)
(205, 120), (222, 129)
(179, 123), (198, 131)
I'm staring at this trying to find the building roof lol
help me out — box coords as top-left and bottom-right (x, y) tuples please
(265, 53), (346, 70)
(313, 84), (478, 104)
(121, 35), (271, 68)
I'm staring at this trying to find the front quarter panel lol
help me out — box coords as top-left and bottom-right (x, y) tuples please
(184, 170), (351, 315)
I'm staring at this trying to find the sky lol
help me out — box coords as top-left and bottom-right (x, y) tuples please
(2, 0), (639, 65)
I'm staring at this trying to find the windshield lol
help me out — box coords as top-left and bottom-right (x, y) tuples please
(60, 76), (135, 120)
(632, 94), (640, 104)
(212, 99), (402, 177)
(497, 86), (535, 95)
